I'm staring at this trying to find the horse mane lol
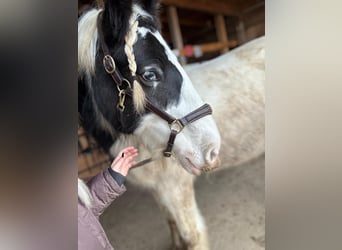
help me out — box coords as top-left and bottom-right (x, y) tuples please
(78, 9), (100, 76)
(124, 16), (146, 113)
(77, 2), (159, 204)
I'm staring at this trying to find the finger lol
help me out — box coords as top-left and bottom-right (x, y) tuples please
(112, 152), (137, 168)
(118, 154), (138, 169)
(122, 146), (137, 153)
(112, 148), (128, 164)
(121, 152), (138, 161)
(112, 147), (137, 165)
(124, 150), (138, 157)
(123, 153), (138, 164)
(122, 149), (138, 158)
(124, 147), (138, 155)
(111, 147), (138, 173)
(112, 153), (137, 170)
(114, 160), (136, 176)
(117, 147), (135, 157)
(111, 152), (130, 169)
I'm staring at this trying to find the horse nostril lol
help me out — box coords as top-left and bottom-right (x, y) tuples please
(206, 147), (219, 165)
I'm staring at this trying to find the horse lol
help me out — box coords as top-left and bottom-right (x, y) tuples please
(108, 37), (264, 250)
(187, 37), (265, 168)
(78, 0), (221, 249)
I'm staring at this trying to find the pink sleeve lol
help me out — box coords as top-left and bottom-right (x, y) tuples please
(87, 169), (126, 218)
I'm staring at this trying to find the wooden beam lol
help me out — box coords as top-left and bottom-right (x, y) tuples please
(176, 41), (237, 57)
(241, 1), (265, 14)
(167, 6), (184, 49)
(160, 15), (211, 28)
(241, 6), (265, 27)
(167, 6), (186, 64)
(161, 0), (240, 16)
(214, 14), (229, 53)
(200, 41), (237, 53)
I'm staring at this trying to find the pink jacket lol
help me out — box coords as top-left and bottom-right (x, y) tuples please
(78, 170), (126, 250)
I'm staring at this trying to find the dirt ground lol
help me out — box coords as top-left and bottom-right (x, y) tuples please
(101, 154), (265, 250)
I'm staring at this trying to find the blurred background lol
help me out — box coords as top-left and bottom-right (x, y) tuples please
(78, 0), (264, 63)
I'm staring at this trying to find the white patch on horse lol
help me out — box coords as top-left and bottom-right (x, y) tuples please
(124, 23), (221, 171)
(149, 31), (221, 168)
(78, 9), (101, 75)
(137, 26), (150, 38)
(78, 178), (92, 208)
(132, 4), (152, 21)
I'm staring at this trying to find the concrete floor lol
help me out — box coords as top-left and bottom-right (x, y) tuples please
(101, 155), (265, 250)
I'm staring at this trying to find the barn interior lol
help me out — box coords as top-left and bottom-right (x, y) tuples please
(78, 0), (264, 64)
(78, 0), (265, 249)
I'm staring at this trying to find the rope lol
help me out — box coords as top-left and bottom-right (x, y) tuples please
(131, 148), (166, 169)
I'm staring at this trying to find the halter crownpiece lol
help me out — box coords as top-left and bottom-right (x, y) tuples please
(97, 12), (213, 166)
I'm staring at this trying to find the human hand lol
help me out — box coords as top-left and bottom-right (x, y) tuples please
(110, 146), (138, 176)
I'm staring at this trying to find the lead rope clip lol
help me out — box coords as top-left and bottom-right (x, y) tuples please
(117, 90), (126, 112)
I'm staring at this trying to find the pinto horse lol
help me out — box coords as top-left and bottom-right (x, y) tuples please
(78, 1), (221, 249)
(109, 37), (265, 249)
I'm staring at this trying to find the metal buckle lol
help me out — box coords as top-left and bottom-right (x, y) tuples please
(116, 79), (131, 112)
(169, 120), (183, 133)
(103, 55), (116, 74)
(117, 90), (126, 112)
(117, 78), (132, 92)
(163, 151), (172, 157)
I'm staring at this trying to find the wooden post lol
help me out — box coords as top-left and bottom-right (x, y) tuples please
(176, 41), (238, 57)
(96, 0), (104, 8)
(236, 17), (246, 45)
(167, 6), (186, 64)
(214, 14), (229, 54)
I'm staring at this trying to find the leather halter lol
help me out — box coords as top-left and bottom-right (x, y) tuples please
(97, 13), (213, 166)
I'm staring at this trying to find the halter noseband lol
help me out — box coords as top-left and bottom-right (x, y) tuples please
(97, 13), (213, 166)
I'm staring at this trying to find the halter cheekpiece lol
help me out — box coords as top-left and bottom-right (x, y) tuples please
(97, 12), (213, 166)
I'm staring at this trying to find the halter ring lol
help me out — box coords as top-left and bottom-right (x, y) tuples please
(116, 78), (132, 92)
(169, 120), (184, 133)
(103, 55), (116, 74)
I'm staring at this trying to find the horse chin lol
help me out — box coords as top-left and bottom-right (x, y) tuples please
(176, 154), (222, 176)
(184, 158), (202, 176)
(174, 156), (202, 176)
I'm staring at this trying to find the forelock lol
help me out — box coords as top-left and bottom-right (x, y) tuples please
(132, 4), (158, 34)
(132, 4), (152, 20)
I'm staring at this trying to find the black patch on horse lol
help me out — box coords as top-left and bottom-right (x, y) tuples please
(134, 32), (182, 109)
(137, 16), (159, 32)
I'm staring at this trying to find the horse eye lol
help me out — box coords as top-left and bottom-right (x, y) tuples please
(142, 71), (158, 81)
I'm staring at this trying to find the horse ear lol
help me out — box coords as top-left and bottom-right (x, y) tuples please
(102, 0), (133, 44)
(139, 0), (160, 17)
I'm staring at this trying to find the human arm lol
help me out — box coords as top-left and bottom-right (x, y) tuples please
(87, 146), (138, 217)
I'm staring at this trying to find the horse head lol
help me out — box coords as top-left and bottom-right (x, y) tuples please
(78, 0), (221, 175)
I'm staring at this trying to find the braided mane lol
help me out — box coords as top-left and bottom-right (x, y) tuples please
(124, 18), (146, 113)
